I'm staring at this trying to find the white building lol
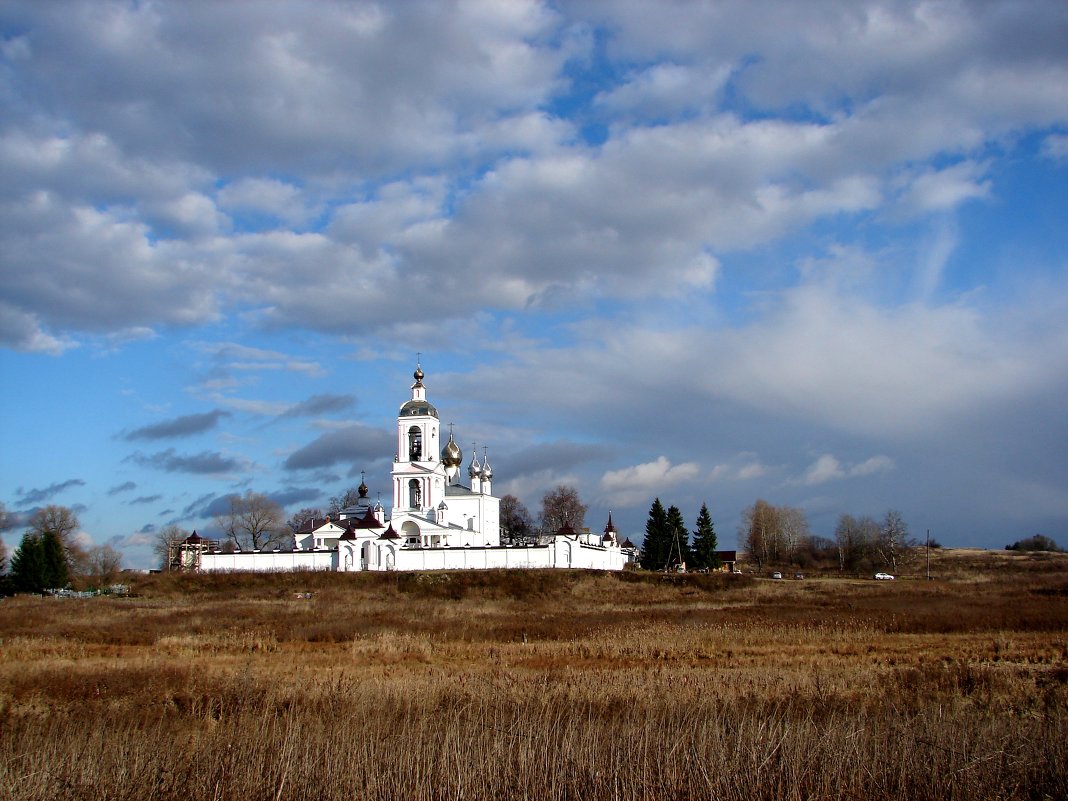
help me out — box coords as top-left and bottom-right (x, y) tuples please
(185, 365), (632, 573)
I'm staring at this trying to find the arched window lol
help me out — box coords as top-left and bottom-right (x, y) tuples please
(408, 479), (421, 509)
(408, 425), (423, 460)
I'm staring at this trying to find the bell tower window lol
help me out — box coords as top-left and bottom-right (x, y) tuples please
(408, 479), (422, 509)
(408, 426), (423, 460)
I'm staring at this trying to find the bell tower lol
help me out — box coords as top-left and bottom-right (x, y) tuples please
(392, 362), (445, 514)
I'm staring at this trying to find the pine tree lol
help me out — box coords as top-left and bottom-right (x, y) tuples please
(10, 533), (45, 593)
(666, 505), (691, 568)
(9, 530), (70, 593)
(40, 531), (70, 590)
(640, 498), (670, 570)
(691, 503), (720, 570)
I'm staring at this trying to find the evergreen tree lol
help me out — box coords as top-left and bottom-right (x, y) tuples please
(40, 531), (70, 589)
(9, 530), (70, 593)
(9, 533), (45, 593)
(640, 498), (670, 570)
(666, 505), (691, 568)
(691, 503), (720, 570)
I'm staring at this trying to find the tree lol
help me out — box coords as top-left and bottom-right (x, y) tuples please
(691, 503), (720, 570)
(153, 524), (189, 570)
(778, 506), (811, 561)
(287, 507), (323, 534)
(742, 499), (781, 569)
(835, 514), (879, 572)
(84, 545), (123, 587)
(500, 495), (535, 544)
(328, 487), (363, 517)
(214, 492), (287, 551)
(666, 505), (691, 568)
(640, 498), (671, 570)
(9, 530), (69, 592)
(538, 485), (587, 534)
(1007, 534), (1061, 552)
(877, 509), (910, 570)
(26, 505), (84, 575)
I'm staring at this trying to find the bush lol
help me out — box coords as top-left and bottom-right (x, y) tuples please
(1006, 535), (1061, 553)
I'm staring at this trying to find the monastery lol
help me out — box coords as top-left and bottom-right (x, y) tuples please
(178, 365), (633, 573)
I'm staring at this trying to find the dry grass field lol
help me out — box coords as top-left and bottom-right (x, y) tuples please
(2, 550), (1067, 800)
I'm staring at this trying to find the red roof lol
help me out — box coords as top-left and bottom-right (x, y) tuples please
(355, 507), (380, 529)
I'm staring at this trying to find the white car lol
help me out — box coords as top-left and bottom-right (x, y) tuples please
(874, 572), (895, 580)
(771, 571), (783, 580)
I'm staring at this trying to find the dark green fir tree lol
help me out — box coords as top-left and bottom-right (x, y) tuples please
(666, 505), (691, 568)
(691, 503), (720, 570)
(640, 498), (670, 570)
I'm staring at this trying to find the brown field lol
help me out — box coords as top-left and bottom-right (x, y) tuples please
(2, 549), (1067, 801)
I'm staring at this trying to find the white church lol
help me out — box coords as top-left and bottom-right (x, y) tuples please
(178, 365), (633, 573)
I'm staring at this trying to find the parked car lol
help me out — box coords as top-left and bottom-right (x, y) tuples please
(874, 572), (895, 580)
(794, 573), (804, 580)
(771, 571), (783, 580)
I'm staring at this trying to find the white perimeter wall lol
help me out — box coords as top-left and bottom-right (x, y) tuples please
(195, 540), (625, 573)
(199, 550), (336, 573)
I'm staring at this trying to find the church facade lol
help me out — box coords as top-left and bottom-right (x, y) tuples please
(180, 366), (631, 574)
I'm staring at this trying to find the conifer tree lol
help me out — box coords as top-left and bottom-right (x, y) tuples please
(41, 531), (70, 589)
(9, 530), (70, 593)
(640, 498), (670, 570)
(666, 505), (691, 568)
(9, 533), (44, 593)
(691, 503), (720, 570)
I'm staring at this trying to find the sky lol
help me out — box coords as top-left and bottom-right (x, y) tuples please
(2, 0), (1067, 570)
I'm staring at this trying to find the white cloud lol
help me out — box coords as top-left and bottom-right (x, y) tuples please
(798, 453), (895, 486)
(1042, 133), (1068, 162)
(600, 456), (700, 507)
(894, 161), (991, 216)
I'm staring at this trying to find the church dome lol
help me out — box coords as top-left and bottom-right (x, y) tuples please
(400, 398), (438, 418)
(442, 435), (462, 468)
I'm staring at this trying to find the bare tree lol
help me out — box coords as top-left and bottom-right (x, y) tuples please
(27, 505), (85, 574)
(153, 524), (190, 570)
(500, 495), (535, 544)
(215, 492), (286, 551)
(287, 507), (323, 535)
(835, 514), (879, 572)
(84, 545), (123, 587)
(877, 509), (909, 571)
(327, 487), (363, 517)
(778, 506), (811, 560)
(741, 499), (781, 568)
(538, 485), (587, 535)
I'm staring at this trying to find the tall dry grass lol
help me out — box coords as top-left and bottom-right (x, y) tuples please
(1, 565), (1066, 800)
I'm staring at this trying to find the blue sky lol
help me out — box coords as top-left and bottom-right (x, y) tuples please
(2, 0), (1067, 569)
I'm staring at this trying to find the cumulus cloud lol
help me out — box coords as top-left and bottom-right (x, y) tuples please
(798, 453), (895, 486)
(1042, 133), (1068, 162)
(600, 457), (701, 507)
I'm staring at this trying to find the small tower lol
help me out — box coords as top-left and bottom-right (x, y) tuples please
(442, 424), (463, 485)
(480, 446), (493, 495)
(603, 512), (617, 546)
(468, 443), (481, 493)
